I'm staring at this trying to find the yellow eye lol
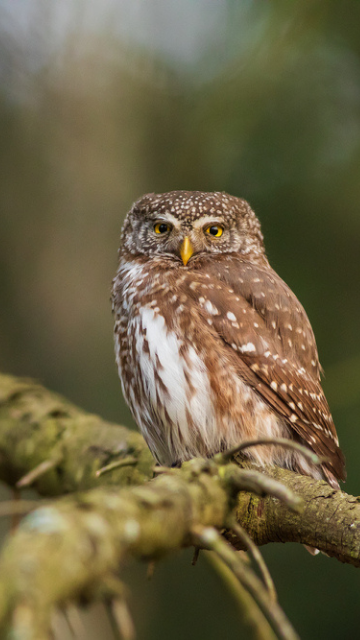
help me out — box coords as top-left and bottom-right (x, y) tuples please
(154, 222), (171, 234)
(205, 225), (224, 238)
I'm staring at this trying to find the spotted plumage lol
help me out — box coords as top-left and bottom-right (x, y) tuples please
(112, 191), (346, 488)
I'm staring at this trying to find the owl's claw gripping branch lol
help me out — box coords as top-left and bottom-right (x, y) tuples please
(217, 438), (327, 467)
(219, 464), (303, 513)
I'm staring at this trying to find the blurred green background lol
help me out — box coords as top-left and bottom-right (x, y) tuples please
(1, 1), (360, 638)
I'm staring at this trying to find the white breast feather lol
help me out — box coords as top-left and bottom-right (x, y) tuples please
(135, 306), (219, 461)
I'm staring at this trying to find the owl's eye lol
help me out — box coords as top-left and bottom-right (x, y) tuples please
(204, 225), (224, 238)
(154, 222), (172, 234)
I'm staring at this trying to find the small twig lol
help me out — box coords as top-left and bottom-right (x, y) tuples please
(105, 600), (122, 640)
(101, 576), (134, 640)
(226, 516), (277, 602)
(13, 603), (48, 640)
(16, 456), (62, 489)
(152, 466), (170, 475)
(205, 551), (277, 640)
(50, 610), (64, 640)
(96, 457), (137, 478)
(218, 438), (326, 466)
(62, 604), (86, 639)
(223, 466), (303, 512)
(192, 525), (299, 640)
(107, 598), (135, 640)
(192, 547), (200, 566)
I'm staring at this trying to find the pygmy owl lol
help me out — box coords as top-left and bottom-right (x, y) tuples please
(112, 191), (345, 489)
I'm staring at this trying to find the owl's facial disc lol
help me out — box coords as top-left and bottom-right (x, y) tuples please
(121, 191), (269, 269)
(126, 204), (248, 262)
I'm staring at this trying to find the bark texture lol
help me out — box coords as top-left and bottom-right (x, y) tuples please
(0, 372), (359, 638)
(0, 373), (154, 493)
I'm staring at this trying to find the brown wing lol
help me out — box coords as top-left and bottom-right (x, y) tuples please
(186, 254), (346, 483)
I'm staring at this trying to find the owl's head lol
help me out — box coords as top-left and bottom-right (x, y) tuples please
(120, 191), (267, 266)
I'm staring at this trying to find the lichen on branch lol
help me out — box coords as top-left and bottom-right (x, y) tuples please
(0, 458), (300, 640)
(0, 372), (154, 493)
(0, 372), (360, 639)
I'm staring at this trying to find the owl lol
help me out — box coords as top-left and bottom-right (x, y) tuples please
(112, 191), (346, 489)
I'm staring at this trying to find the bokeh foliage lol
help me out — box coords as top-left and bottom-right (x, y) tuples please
(1, 1), (360, 638)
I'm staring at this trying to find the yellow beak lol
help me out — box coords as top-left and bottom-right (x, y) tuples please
(179, 236), (194, 266)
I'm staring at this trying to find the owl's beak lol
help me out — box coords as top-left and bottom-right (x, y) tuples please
(179, 236), (194, 266)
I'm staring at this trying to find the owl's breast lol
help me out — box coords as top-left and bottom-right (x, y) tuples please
(113, 256), (286, 466)
(117, 299), (225, 464)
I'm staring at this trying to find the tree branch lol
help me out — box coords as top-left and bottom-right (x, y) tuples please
(0, 372), (154, 493)
(0, 372), (359, 638)
(0, 458), (298, 639)
(0, 372), (359, 565)
(233, 465), (360, 565)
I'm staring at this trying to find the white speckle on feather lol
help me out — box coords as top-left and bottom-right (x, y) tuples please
(204, 300), (220, 315)
(239, 342), (256, 353)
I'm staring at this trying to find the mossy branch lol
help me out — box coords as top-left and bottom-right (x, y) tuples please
(0, 372), (360, 638)
(0, 458), (300, 639)
(0, 372), (359, 565)
(0, 373), (154, 493)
